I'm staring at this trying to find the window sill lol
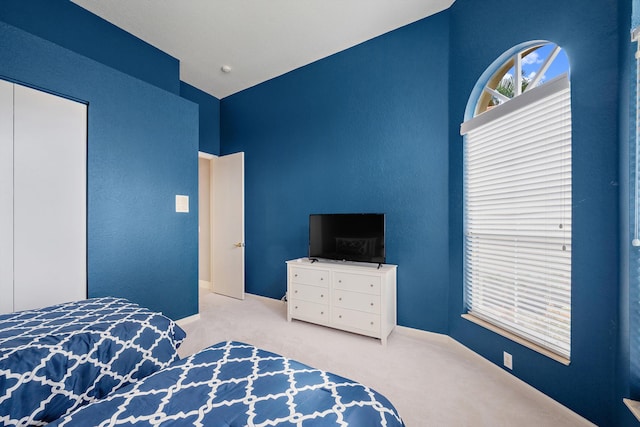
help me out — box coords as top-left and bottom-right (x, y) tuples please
(461, 314), (570, 366)
(624, 399), (640, 422)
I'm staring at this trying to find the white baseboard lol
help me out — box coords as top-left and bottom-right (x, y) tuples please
(176, 313), (200, 327)
(199, 280), (211, 290)
(393, 324), (451, 343)
(246, 293), (285, 305)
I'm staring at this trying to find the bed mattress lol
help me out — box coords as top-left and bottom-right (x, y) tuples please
(0, 297), (186, 425)
(49, 340), (404, 427)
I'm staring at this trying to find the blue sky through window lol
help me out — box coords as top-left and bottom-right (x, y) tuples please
(479, 42), (570, 115)
(503, 43), (569, 87)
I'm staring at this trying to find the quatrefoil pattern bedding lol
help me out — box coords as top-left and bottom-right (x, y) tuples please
(49, 341), (405, 427)
(0, 297), (186, 426)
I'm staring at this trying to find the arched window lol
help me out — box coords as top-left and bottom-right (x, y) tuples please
(460, 42), (572, 362)
(473, 43), (569, 116)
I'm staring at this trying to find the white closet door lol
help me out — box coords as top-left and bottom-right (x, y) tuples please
(0, 80), (13, 314)
(13, 84), (87, 311)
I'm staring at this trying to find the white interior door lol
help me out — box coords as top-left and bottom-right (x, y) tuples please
(13, 84), (87, 311)
(212, 152), (245, 300)
(0, 80), (13, 314)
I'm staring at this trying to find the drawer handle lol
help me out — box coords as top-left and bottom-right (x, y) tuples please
(294, 290), (298, 293)
(370, 321), (374, 325)
(294, 274), (298, 277)
(339, 280), (342, 283)
(320, 294), (324, 298)
(295, 306), (298, 309)
(338, 297), (342, 301)
(321, 311), (324, 315)
(370, 284), (374, 287)
(321, 277), (324, 281)
(370, 302), (374, 306)
(339, 315), (342, 319)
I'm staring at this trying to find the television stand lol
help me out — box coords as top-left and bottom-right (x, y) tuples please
(286, 258), (397, 344)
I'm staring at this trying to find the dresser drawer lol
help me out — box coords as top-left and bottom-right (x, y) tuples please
(334, 272), (381, 295)
(289, 283), (328, 304)
(332, 307), (379, 334)
(290, 267), (329, 287)
(333, 289), (380, 314)
(289, 299), (329, 324)
(286, 258), (396, 344)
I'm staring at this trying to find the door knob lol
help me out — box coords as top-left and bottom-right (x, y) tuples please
(234, 242), (245, 248)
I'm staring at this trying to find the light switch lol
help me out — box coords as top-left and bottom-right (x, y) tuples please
(175, 195), (189, 213)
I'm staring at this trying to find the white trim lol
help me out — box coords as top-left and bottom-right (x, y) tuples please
(461, 73), (569, 135)
(393, 325), (450, 343)
(198, 151), (215, 160)
(483, 86), (510, 104)
(624, 398), (640, 421)
(462, 314), (570, 366)
(514, 52), (522, 97)
(176, 313), (200, 327)
(390, 323), (587, 424)
(527, 45), (561, 89)
(199, 280), (211, 290)
(464, 40), (550, 122)
(247, 292), (286, 306)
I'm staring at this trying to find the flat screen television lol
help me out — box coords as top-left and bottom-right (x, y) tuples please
(309, 213), (385, 264)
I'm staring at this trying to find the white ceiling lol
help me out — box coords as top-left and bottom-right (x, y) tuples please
(71, 0), (455, 99)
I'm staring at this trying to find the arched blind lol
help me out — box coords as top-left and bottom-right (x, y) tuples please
(461, 74), (572, 359)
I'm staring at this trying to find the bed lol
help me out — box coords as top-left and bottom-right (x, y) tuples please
(48, 340), (405, 426)
(0, 297), (186, 426)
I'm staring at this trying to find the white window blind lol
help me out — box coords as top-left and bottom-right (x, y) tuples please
(461, 74), (572, 359)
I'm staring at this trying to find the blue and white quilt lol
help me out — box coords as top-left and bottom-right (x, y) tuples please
(0, 297), (186, 426)
(49, 341), (405, 427)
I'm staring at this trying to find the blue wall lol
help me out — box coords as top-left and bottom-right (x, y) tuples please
(622, 1), (640, 425)
(0, 20), (199, 320)
(180, 81), (221, 155)
(221, 13), (451, 333)
(1, 0), (635, 424)
(0, 1), (221, 155)
(221, 0), (631, 425)
(448, 0), (623, 425)
(0, 0), (180, 95)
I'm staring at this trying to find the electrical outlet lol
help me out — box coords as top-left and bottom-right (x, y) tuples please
(503, 351), (513, 370)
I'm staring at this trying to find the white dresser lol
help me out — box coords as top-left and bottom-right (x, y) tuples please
(286, 258), (397, 344)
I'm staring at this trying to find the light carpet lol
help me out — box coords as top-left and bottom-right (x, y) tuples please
(177, 290), (593, 426)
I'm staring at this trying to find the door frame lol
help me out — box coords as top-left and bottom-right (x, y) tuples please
(198, 151), (245, 300)
(198, 151), (215, 293)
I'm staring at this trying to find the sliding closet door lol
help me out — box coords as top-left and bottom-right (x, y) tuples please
(0, 80), (13, 314)
(13, 84), (87, 311)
